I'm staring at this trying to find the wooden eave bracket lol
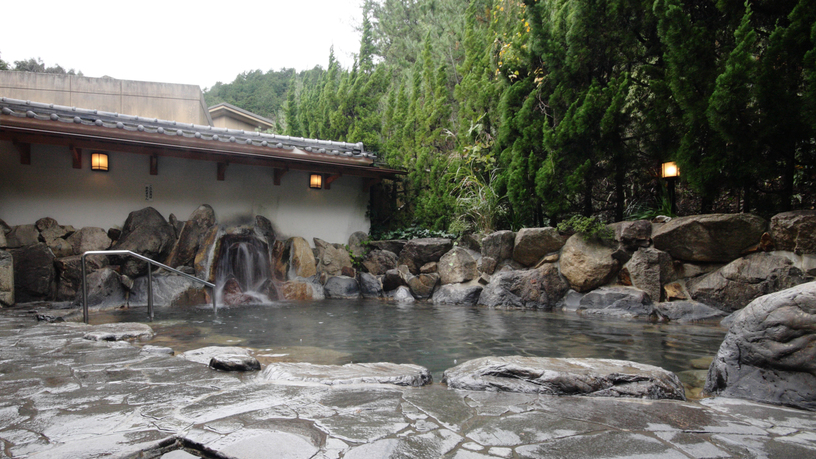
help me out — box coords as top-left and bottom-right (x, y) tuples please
(217, 162), (228, 181)
(14, 141), (31, 165)
(273, 167), (288, 186)
(70, 145), (82, 169)
(324, 173), (342, 190)
(150, 155), (159, 176)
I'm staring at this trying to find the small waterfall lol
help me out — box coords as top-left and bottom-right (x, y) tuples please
(214, 235), (277, 305)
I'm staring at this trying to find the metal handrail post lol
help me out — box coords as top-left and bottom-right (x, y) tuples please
(80, 250), (216, 324)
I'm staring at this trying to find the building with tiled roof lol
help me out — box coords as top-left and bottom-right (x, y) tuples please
(0, 71), (403, 243)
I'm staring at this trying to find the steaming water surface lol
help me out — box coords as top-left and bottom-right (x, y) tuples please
(99, 299), (726, 395)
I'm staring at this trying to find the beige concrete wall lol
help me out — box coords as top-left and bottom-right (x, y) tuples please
(0, 141), (369, 245)
(0, 71), (212, 125)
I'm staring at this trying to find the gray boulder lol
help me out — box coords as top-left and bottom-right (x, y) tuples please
(112, 207), (177, 277)
(368, 239), (406, 256)
(0, 228), (6, 249)
(442, 356), (685, 400)
(652, 213), (767, 263)
(165, 204), (216, 269)
(621, 248), (674, 302)
(512, 227), (566, 267)
(358, 272), (384, 298)
(687, 252), (809, 312)
(398, 238), (453, 275)
(705, 281), (816, 410)
(39, 223), (69, 245)
(480, 231), (515, 273)
(0, 250), (13, 306)
(362, 249), (398, 275)
(559, 234), (620, 292)
(35, 217), (58, 232)
(260, 362), (432, 386)
(432, 283), (483, 305)
(438, 247), (478, 285)
(348, 231), (369, 258)
(770, 210), (816, 255)
(9, 243), (55, 302)
(5, 225), (39, 248)
(210, 354), (261, 372)
(655, 300), (728, 323)
(391, 285), (415, 303)
(129, 274), (208, 307)
(66, 227), (111, 255)
(324, 275), (360, 299)
(382, 268), (405, 291)
(574, 286), (655, 319)
(613, 219), (652, 250)
(478, 264), (568, 309)
(314, 238), (353, 277)
(74, 267), (126, 309)
(46, 238), (73, 258)
(54, 254), (109, 301)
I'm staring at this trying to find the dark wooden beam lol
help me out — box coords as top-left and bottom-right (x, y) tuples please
(324, 173), (341, 190)
(217, 162), (228, 181)
(13, 141), (31, 165)
(70, 145), (82, 169)
(364, 177), (381, 192)
(150, 155), (158, 175)
(273, 168), (288, 186)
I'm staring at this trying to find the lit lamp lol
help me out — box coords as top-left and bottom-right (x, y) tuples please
(661, 161), (680, 215)
(91, 152), (109, 172)
(309, 173), (323, 189)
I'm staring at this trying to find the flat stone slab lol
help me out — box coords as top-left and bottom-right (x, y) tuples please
(179, 346), (253, 365)
(259, 362), (433, 387)
(82, 322), (154, 341)
(442, 356), (686, 400)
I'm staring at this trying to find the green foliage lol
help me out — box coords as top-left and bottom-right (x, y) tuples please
(371, 226), (456, 241)
(556, 215), (614, 241)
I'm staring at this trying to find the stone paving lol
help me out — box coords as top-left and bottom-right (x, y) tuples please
(1, 310), (815, 458)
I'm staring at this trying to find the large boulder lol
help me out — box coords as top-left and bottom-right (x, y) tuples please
(572, 286), (656, 319)
(438, 247), (478, 285)
(54, 254), (109, 301)
(358, 272), (384, 298)
(398, 238), (453, 275)
(652, 213), (767, 263)
(478, 264), (569, 309)
(368, 239), (406, 256)
(347, 231), (369, 258)
(406, 273), (440, 299)
(0, 251), (13, 306)
(314, 238), (353, 277)
(112, 207), (177, 277)
(770, 210), (816, 255)
(165, 205), (217, 269)
(193, 225), (220, 281)
(480, 231), (515, 273)
(73, 267), (126, 309)
(282, 277), (325, 300)
(9, 243), (55, 302)
(323, 275), (360, 299)
(129, 274), (208, 307)
(285, 237), (317, 279)
(687, 252), (809, 312)
(559, 234), (620, 292)
(704, 282), (816, 410)
(0, 228), (6, 249)
(512, 227), (566, 267)
(442, 356), (685, 400)
(390, 285), (415, 303)
(613, 220), (652, 250)
(5, 225), (39, 248)
(39, 221), (69, 245)
(382, 268), (406, 291)
(621, 248), (674, 302)
(432, 283), (483, 305)
(66, 227), (111, 255)
(362, 249), (398, 275)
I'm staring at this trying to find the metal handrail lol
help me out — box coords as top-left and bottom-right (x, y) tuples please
(81, 250), (217, 324)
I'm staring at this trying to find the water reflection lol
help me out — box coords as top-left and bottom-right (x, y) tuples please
(100, 299), (726, 395)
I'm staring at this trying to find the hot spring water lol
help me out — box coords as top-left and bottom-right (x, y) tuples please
(214, 235), (277, 304)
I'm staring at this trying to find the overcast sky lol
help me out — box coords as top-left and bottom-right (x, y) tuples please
(3, 0), (364, 90)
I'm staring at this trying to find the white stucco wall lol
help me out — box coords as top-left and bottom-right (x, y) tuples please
(0, 142), (370, 245)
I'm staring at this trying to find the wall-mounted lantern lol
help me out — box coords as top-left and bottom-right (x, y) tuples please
(661, 161), (680, 215)
(91, 152), (109, 172)
(309, 173), (323, 189)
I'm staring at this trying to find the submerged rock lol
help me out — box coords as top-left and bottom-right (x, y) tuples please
(324, 275), (361, 299)
(209, 354), (261, 372)
(654, 300), (728, 323)
(705, 281), (816, 411)
(83, 322), (154, 341)
(574, 286), (655, 319)
(259, 362), (432, 386)
(432, 283), (483, 305)
(442, 356), (685, 400)
(179, 346), (254, 365)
